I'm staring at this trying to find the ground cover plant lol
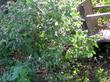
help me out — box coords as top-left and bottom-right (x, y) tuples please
(0, 0), (108, 82)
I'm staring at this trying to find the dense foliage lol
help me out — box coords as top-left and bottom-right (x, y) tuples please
(0, 0), (99, 82)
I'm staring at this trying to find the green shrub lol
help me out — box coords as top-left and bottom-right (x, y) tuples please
(93, 68), (106, 82)
(0, 0), (99, 82)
